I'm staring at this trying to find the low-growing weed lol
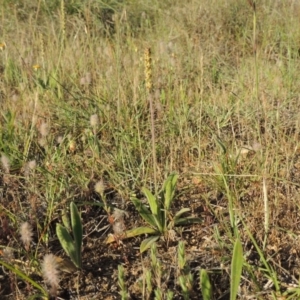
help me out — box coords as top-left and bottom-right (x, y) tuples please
(106, 173), (202, 252)
(56, 201), (82, 269)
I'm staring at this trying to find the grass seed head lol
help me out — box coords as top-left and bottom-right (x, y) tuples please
(113, 219), (126, 235)
(80, 72), (92, 85)
(111, 209), (127, 234)
(90, 114), (99, 128)
(42, 254), (60, 297)
(39, 121), (49, 137)
(38, 137), (47, 147)
(20, 222), (33, 251)
(24, 160), (37, 176)
(1, 154), (10, 173)
(2, 247), (14, 262)
(95, 179), (105, 195)
(56, 136), (64, 144)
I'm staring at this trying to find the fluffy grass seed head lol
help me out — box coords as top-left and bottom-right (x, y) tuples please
(24, 160), (37, 176)
(80, 72), (92, 85)
(111, 209), (127, 235)
(42, 254), (60, 297)
(56, 136), (64, 144)
(2, 247), (14, 262)
(95, 179), (105, 195)
(90, 114), (99, 128)
(20, 222), (33, 251)
(39, 121), (49, 137)
(90, 114), (99, 135)
(1, 154), (10, 173)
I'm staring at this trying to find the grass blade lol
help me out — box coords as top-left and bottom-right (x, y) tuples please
(230, 238), (243, 300)
(0, 260), (47, 295)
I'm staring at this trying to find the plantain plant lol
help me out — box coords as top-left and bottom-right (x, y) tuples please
(56, 201), (82, 269)
(106, 174), (202, 252)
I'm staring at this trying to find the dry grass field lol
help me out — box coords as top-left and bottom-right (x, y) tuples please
(1, 0), (300, 299)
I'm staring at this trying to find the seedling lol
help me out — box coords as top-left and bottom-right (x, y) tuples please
(56, 202), (82, 269)
(106, 174), (202, 252)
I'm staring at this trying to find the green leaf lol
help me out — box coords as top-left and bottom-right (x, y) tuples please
(140, 236), (160, 253)
(0, 260), (47, 296)
(61, 208), (71, 231)
(174, 217), (202, 226)
(27, 294), (48, 300)
(174, 208), (191, 219)
(200, 269), (212, 300)
(163, 174), (178, 211)
(56, 223), (78, 267)
(105, 227), (158, 243)
(152, 215), (164, 233)
(70, 202), (82, 268)
(230, 238), (243, 300)
(214, 135), (227, 154)
(142, 187), (159, 215)
(141, 187), (164, 231)
(131, 197), (157, 228)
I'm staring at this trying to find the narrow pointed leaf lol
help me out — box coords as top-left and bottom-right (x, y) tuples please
(70, 202), (82, 268)
(61, 208), (71, 231)
(140, 236), (160, 253)
(214, 135), (227, 154)
(131, 197), (157, 228)
(164, 174), (178, 210)
(56, 223), (77, 267)
(230, 238), (243, 300)
(0, 260), (47, 295)
(141, 187), (164, 231)
(152, 214), (164, 233)
(142, 187), (159, 215)
(105, 227), (158, 243)
(174, 208), (191, 219)
(175, 216), (202, 226)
